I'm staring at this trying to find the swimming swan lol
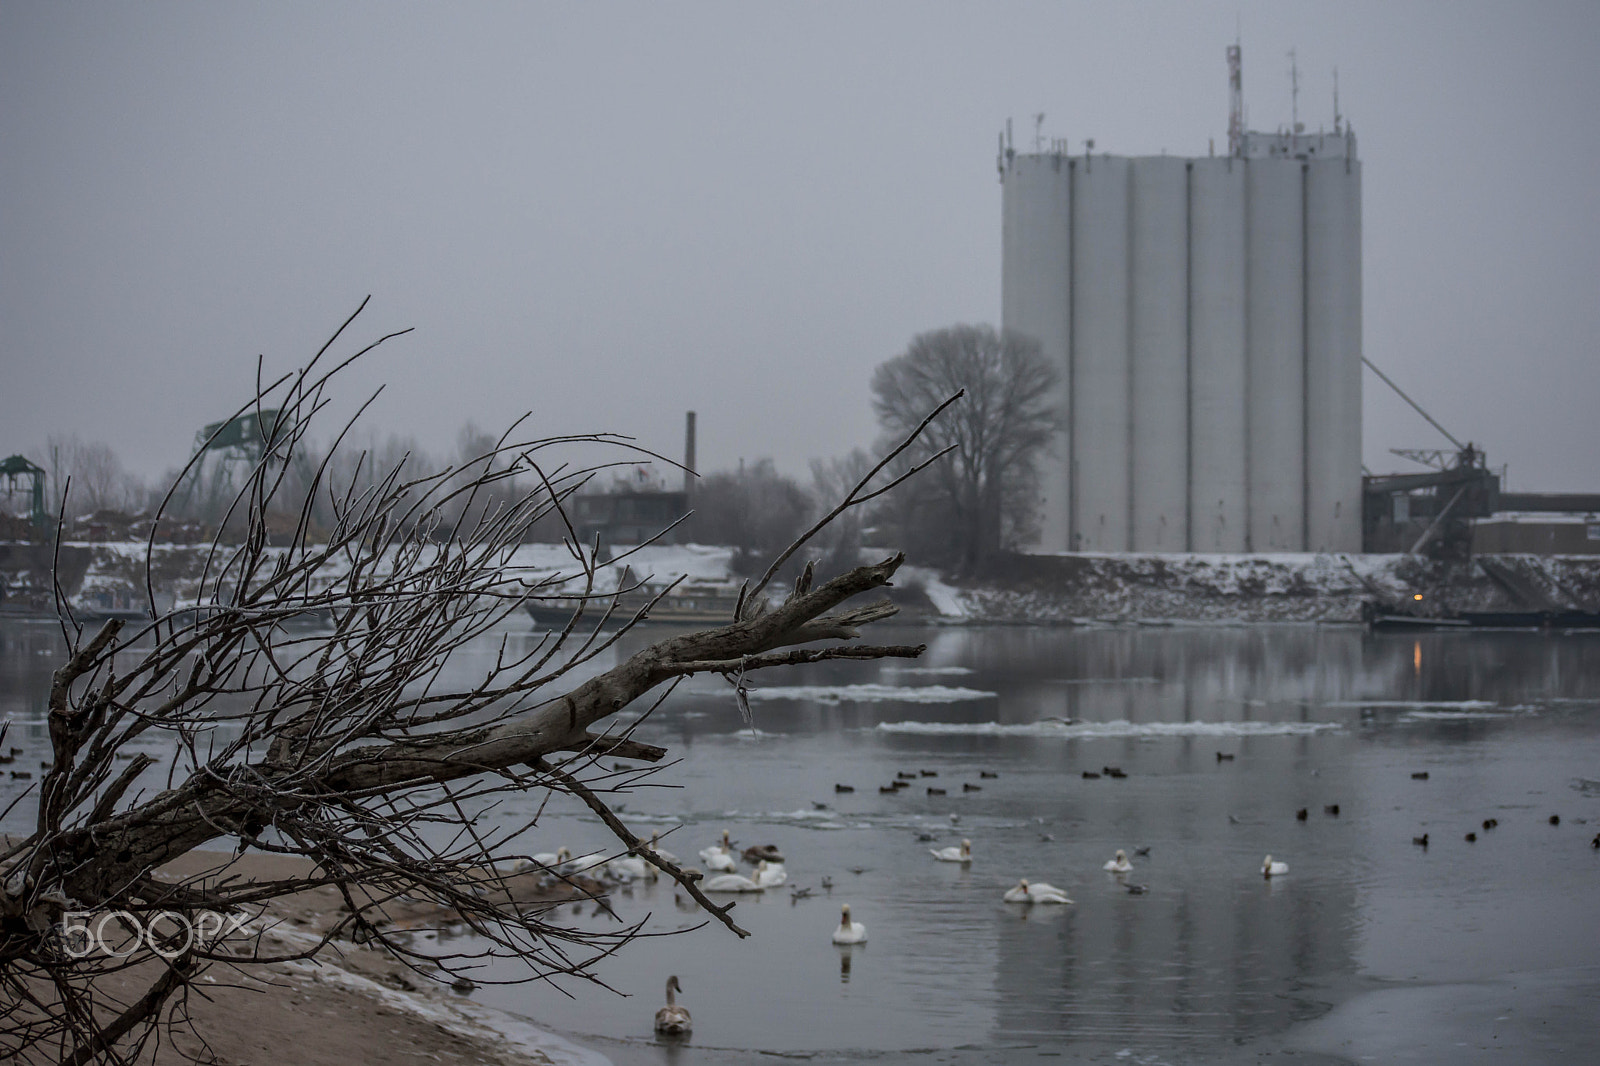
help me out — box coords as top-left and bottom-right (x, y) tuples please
(645, 832), (679, 865)
(654, 975), (691, 1035)
(754, 860), (788, 887)
(1103, 849), (1133, 874)
(1262, 855), (1289, 878)
(1003, 878), (1073, 904)
(931, 838), (972, 863)
(702, 873), (764, 892)
(700, 830), (738, 871)
(831, 903), (868, 944)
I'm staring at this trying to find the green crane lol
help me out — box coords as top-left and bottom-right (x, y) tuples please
(1, 454), (48, 536)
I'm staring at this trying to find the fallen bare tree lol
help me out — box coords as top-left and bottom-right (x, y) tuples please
(0, 301), (952, 1064)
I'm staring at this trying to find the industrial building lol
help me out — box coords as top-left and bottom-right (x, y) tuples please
(1000, 49), (1362, 553)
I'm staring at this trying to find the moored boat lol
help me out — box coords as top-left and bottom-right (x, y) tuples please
(526, 581), (742, 629)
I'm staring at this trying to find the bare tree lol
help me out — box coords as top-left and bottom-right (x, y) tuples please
(686, 459), (812, 575)
(870, 324), (1058, 572)
(41, 436), (147, 517)
(809, 449), (873, 575)
(0, 300), (930, 1063)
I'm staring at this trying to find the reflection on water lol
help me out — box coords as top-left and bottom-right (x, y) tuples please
(4, 619), (1599, 1063)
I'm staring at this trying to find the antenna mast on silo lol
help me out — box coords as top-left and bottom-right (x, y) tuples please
(1288, 47), (1300, 131)
(1332, 67), (1342, 134)
(1227, 40), (1244, 156)
(1033, 113), (1046, 152)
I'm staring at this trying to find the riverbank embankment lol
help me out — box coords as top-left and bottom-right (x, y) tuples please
(905, 551), (1600, 624)
(7, 540), (1600, 626)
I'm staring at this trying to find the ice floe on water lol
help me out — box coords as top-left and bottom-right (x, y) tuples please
(875, 718), (1341, 738)
(1329, 699), (1499, 710)
(1335, 700), (1534, 723)
(885, 665), (976, 676)
(745, 683), (997, 703)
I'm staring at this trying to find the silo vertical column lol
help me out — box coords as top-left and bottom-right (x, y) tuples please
(1187, 158), (1248, 551)
(1246, 158), (1306, 551)
(1070, 155), (1132, 551)
(1002, 153), (1073, 551)
(1129, 157), (1189, 551)
(1304, 151), (1363, 551)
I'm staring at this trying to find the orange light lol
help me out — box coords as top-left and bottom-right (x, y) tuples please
(1413, 593), (1424, 601)
(1414, 642), (1422, 673)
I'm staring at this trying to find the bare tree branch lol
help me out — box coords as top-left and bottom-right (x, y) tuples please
(0, 301), (949, 1064)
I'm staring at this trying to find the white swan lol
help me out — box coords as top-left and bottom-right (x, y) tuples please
(1003, 878), (1073, 904)
(530, 846), (570, 869)
(700, 830), (737, 871)
(654, 975), (691, 1035)
(1027, 881), (1073, 904)
(1103, 849), (1133, 874)
(930, 838), (972, 863)
(831, 903), (867, 944)
(606, 854), (656, 883)
(645, 832), (679, 865)
(1001, 878), (1033, 903)
(699, 830), (732, 863)
(1262, 855), (1289, 878)
(753, 860), (787, 887)
(564, 850), (610, 874)
(702, 872), (764, 892)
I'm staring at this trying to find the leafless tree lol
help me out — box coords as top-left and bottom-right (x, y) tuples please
(871, 324), (1058, 572)
(686, 459), (812, 575)
(808, 449), (873, 574)
(0, 300), (935, 1063)
(40, 436), (147, 517)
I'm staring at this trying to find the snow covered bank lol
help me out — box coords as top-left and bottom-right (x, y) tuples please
(27, 540), (1600, 626)
(936, 551), (1600, 624)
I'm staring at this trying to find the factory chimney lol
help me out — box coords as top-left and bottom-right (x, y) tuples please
(1227, 40), (1244, 156)
(683, 411), (697, 498)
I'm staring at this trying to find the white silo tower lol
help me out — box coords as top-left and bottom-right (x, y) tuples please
(998, 72), (1362, 554)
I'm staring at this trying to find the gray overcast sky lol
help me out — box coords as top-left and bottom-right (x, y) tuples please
(3, 1), (1597, 493)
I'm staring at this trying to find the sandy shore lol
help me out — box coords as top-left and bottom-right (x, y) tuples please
(9, 848), (610, 1066)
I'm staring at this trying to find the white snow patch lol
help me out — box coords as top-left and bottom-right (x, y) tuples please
(255, 922), (612, 1066)
(903, 566), (969, 618)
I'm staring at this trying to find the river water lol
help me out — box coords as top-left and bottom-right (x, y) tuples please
(3, 617), (1598, 1064)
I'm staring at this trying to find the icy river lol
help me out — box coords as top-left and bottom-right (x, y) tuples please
(4, 618), (1599, 1064)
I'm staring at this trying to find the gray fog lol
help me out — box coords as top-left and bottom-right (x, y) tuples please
(3, 1), (1597, 493)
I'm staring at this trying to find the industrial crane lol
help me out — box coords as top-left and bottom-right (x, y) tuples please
(1, 454), (48, 538)
(1361, 358), (1600, 559)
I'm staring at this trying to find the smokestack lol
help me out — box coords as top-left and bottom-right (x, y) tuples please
(683, 411), (696, 498)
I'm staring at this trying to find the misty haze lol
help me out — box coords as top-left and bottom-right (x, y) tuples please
(2, 4), (1598, 1066)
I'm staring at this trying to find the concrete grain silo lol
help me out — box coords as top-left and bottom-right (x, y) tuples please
(1000, 153), (1072, 547)
(999, 122), (1362, 554)
(1070, 154), (1132, 552)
